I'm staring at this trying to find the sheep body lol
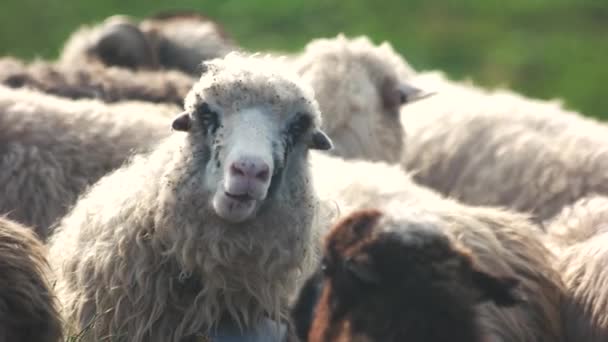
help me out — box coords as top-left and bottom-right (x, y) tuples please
(0, 216), (63, 342)
(48, 53), (331, 342)
(401, 71), (608, 222)
(545, 195), (608, 341)
(0, 56), (194, 105)
(0, 85), (174, 238)
(308, 152), (564, 341)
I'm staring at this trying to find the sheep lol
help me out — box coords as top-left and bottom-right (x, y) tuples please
(0, 84), (175, 238)
(59, 11), (238, 75)
(48, 53), (334, 342)
(0, 56), (195, 105)
(302, 152), (564, 342)
(292, 34), (430, 163)
(401, 70), (608, 222)
(0, 216), (63, 342)
(293, 209), (521, 342)
(544, 195), (608, 342)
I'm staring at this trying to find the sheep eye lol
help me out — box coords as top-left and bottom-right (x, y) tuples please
(287, 113), (312, 139)
(195, 102), (219, 129)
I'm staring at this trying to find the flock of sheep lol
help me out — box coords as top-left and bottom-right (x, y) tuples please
(1, 10), (606, 342)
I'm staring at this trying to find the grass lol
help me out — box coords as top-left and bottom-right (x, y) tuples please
(1, 0), (606, 120)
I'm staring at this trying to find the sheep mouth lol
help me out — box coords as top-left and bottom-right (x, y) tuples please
(224, 191), (254, 202)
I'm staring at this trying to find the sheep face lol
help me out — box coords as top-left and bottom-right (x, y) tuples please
(296, 35), (430, 163)
(171, 55), (332, 223)
(298, 209), (520, 342)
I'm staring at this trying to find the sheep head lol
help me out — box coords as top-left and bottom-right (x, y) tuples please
(295, 35), (433, 163)
(88, 15), (159, 69)
(295, 209), (521, 342)
(171, 53), (332, 223)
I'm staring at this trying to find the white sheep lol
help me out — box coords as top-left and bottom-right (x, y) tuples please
(48, 53), (333, 342)
(401, 70), (608, 222)
(0, 85), (175, 238)
(293, 34), (430, 163)
(306, 152), (564, 341)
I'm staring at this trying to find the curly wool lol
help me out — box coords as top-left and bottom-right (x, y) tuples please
(0, 56), (195, 105)
(545, 195), (608, 341)
(49, 53), (324, 342)
(0, 85), (174, 238)
(293, 35), (415, 163)
(0, 216), (63, 342)
(309, 152), (565, 342)
(401, 70), (608, 222)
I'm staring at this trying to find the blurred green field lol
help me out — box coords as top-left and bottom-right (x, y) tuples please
(1, 0), (607, 119)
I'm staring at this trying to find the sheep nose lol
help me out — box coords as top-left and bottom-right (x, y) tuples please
(230, 157), (270, 182)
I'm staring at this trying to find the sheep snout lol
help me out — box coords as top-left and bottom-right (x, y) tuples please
(212, 154), (274, 223)
(225, 155), (273, 199)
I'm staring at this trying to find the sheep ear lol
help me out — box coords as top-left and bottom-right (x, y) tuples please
(383, 80), (435, 109)
(309, 129), (333, 150)
(397, 83), (436, 105)
(471, 268), (523, 307)
(171, 112), (192, 132)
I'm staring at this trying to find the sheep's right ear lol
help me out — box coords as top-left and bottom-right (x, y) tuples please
(171, 112), (192, 132)
(309, 129), (333, 151)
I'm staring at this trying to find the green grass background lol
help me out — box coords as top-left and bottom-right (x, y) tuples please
(1, 0), (606, 119)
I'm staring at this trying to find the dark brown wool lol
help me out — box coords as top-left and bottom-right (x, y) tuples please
(0, 216), (63, 342)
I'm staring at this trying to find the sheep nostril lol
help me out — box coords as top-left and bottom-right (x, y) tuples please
(256, 166), (270, 182)
(230, 158), (271, 182)
(230, 163), (246, 177)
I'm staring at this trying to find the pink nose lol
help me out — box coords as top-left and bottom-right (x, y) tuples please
(230, 157), (270, 182)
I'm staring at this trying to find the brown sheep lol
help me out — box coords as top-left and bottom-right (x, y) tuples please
(306, 152), (565, 342)
(0, 56), (194, 106)
(0, 216), (63, 342)
(545, 195), (608, 341)
(0, 85), (174, 238)
(293, 209), (521, 342)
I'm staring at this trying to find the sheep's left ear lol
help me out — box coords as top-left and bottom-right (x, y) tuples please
(171, 111), (192, 132)
(309, 129), (333, 150)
